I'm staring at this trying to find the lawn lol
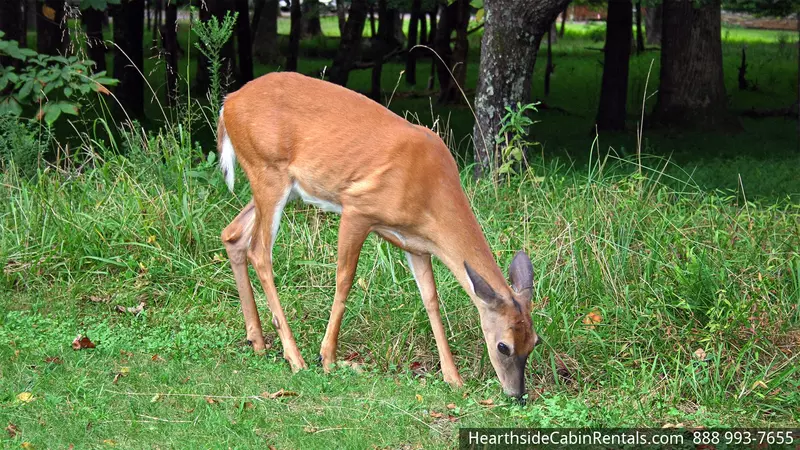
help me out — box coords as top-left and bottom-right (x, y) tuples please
(1, 17), (799, 449)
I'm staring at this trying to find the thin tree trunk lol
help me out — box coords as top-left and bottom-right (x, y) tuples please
(146, 0), (151, 31)
(1, 0), (25, 67)
(329, 0), (367, 85)
(595, 0), (632, 131)
(162, 2), (178, 106)
(36, 0), (67, 56)
(336, 0), (346, 35)
(559, 3), (567, 38)
(303, 0), (323, 37)
(434, 0), (469, 104)
(644, 3), (661, 46)
(472, 0), (569, 176)
(253, 0), (280, 64)
(651, 0), (735, 129)
(371, 0), (400, 101)
(544, 26), (553, 96)
(405, 0), (421, 85)
(235, 0), (253, 85)
(796, 12), (799, 149)
(369, 5), (376, 37)
(635, 1), (644, 53)
(112, 0), (145, 117)
(286, 0), (303, 71)
(420, 11), (427, 46)
(150, 0), (162, 50)
(427, 9), (437, 90)
(83, 7), (107, 73)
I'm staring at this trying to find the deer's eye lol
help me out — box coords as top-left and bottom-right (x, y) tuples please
(497, 342), (511, 356)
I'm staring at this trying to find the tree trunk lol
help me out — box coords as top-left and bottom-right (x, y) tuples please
(544, 26), (553, 96)
(635, 1), (644, 54)
(112, 0), (145, 117)
(405, 0), (421, 85)
(253, 0), (280, 64)
(434, 0), (470, 104)
(146, 0), (151, 31)
(369, 5), (376, 37)
(595, 0), (632, 131)
(336, 0), (346, 35)
(427, 9), (437, 90)
(420, 11), (427, 46)
(651, 0), (735, 129)
(82, 7), (107, 73)
(644, 3), (661, 46)
(286, 0), (303, 71)
(162, 2), (178, 106)
(370, 0), (400, 101)
(235, 0), (253, 85)
(303, 0), (323, 37)
(329, 0), (367, 86)
(472, 0), (569, 176)
(796, 12), (799, 149)
(559, 3), (568, 38)
(1, 0), (25, 68)
(36, 0), (67, 56)
(151, 0), (163, 50)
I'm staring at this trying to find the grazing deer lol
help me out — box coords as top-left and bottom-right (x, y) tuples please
(217, 72), (539, 398)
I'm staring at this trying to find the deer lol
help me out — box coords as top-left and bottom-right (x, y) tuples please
(216, 72), (540, 398)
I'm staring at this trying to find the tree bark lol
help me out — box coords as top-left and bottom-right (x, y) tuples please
(635, 1), (644, 54)
(559, 3), (568, 38)
(369, 5), (376, 37)
(286, 0), (302, 71)
(235, 0), (253, 85)
(1, 0), (25, 68)
(651, 0), (736, 129)
(162, 2), (178, 106)
(644, 3), (661, 46)
(405, 0), (421, 85)
(151, 0), (163, 50)
(595, 0), (632, 131)
(329, 0), (367, 86)
(434, 0), (470, 104)
(544, 26), (553, 96)
(370, 0), (400, 101)
(427, 9), (437, 90)
(336, 0), (346, 35)
(36, 0), (67, 56)
(112, 0), (145, 117)
(472, 0), (569, 176)
(302, 0), (323, 37)
(82, 7), (107, 73)
(253, 0), (280, 64)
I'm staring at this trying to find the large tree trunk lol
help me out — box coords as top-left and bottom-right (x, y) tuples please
(370, 0), (401, 101)
(303, 0), (323, 37)
(162, 2), (178, 106)
(434, 0), (470, 104)
(1, 0), (25, 68)
(329, 0), (367, 86)
(651, 0), (735, 129)
(644, 4), (661, 46)
(252, 0), (280, 64)
(405, 0), (422, 85)
(36, 0), (67, 56)
(112, 0), (145, 117)
(635, 1), (644, 53)
(82, 7), (107, 73)
(595, 0), (632, 131)
(286, 0), (302, 71)
(235, 0), (253, 85)
(472, 0), (569, 176)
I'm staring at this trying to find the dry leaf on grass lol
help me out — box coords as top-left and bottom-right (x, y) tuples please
(44, 356), (63, 364)
(446, 403), (456, 410)
(582, 311), (602, 329)
(693, 348), (708, 361)
(71, 335), (96, 350)
(21, 442), (34, 449)
(303, 426), (318, 433)
(205, 396), (218, 405)
(115, 302), (145, 315)
(429, 411), (443, 418)
(478, 399), (494, 407)
(448, 415), (459, 423)
(260, 389), (298, 399)
(6, 423), (19, 438)
(16, 392), (34, 403)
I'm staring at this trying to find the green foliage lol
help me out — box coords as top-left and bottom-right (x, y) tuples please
(78, 0), (120, 11)
(0, 32), (117, 125)
(722, 0), (798, 17)
(496, 102), (540, 176)
(0, 116), (49, 176)
(192, 10), (239, 116)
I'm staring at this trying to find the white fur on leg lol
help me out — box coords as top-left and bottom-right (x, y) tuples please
(219, 108), (236, 192)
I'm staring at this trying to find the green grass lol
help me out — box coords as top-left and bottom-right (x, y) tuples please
(1, 119), (799, 447)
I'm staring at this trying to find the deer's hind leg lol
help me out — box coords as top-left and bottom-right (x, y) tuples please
(221, 202), (267, 352)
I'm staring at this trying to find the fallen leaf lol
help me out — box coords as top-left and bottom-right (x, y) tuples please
(243, 401), (254, 410)
(205, 396), (218, 405)
(415, 394), (423, 402)
(21, 442), (34, 450)
(303, 426), (318, 433)
(112, 373), (123, 384)
(478, 399), (494, 407)
(71, 335), (96, 351)
(151, 354), (164, 362)
(146, 235), (156, 244)
(446, 403), (456, 410)
(88, 295), (109, 303)
(150, 393), (162, 403)
(44, 356), (63, 364)
(115, 302), (145, 315)
(6, 423), (19, 438)
(343, 351), (361, 362)
(429, 411), (443, 418)
(16, 392), (34, 403)
(448, 415), (459, 422)
(409, 361), (426, 377)
(693, 348), (707, 361)
(119, 350), (132, 358)
(582, 311), (602, 329)
(119, 367), (130, 375)
(751, 380), (769, 390)
(102, 439), (116, 446)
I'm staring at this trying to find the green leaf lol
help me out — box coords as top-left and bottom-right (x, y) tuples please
(43, 104), (62, 125)
(58, 102), (79, 115)
(475, 8), (484, 22)
(64, 86), (73, 97)
(19, 80), (34, 99)
(0, 96), (23, 116)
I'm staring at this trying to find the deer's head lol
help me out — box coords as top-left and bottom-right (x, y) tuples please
(466, 251), (539, 399)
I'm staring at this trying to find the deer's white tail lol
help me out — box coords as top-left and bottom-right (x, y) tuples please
(218, 107), (236, 192)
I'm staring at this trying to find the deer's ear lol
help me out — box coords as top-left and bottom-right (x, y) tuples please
(508, 251), (533, 300)
(465, 262), (499, 305)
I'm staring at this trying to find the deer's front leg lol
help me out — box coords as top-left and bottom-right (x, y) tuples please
(221, 202), (267, 352)
(319, 213), (370, 371)
(406, 252), (464, 387)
